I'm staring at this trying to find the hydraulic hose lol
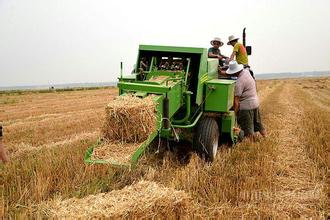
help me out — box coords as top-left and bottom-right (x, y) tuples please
(172, 91), (192, 124)
(163, 95), (170, 129)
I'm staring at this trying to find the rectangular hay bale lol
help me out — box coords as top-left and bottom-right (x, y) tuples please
(101, 95), (157, 143)
(92, 95), (158, 163)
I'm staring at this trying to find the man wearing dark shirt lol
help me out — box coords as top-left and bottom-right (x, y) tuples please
(208, 37), (228, 65)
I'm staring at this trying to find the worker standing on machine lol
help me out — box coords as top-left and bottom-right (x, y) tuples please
(227, 35), (254, 79)
(226, 61), (266, 140)
(208, 37), (228, 66)
(138, 57), (149, 80)
(227, 35), (248, 65)
(0, 125), (10, 163)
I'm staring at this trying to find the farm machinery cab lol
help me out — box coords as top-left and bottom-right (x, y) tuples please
(85, 45), (237, 166)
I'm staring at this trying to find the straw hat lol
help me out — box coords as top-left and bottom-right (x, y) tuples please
(226, 60), (243, 74)
(227, 35), (239, 45)
(210, 37), (224, 46)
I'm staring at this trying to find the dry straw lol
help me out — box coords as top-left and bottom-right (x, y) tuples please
(101, 95), (157, 143)
(93, 95), (157, 162)
(148, 75), (169, 83)
(91, 141), (142, 164)
(42, 180), (193, 219)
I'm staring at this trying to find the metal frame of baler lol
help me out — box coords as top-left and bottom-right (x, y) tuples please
(84, 45), (237, 167)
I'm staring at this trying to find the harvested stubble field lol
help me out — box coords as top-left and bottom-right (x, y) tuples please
(0, 77), (329, 218)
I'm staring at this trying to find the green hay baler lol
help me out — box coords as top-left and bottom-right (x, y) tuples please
(84, 45), (237, 167)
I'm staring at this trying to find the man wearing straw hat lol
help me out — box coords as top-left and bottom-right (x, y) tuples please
(227, 35), (248, 66)
(208, 37), (228, 66)
(226, 61), (266, 140)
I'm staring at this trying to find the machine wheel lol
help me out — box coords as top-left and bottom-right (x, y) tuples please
(194, 117), (219, 162)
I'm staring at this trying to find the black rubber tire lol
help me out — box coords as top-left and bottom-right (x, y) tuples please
(193, 117), (219, 162)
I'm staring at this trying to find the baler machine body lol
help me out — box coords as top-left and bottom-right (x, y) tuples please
(84, 45), (237, 167)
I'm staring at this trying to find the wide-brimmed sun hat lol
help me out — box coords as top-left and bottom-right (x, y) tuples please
(226, 60), (244, 74)
(227, 35), (239, 45)
(210, 37), (224, 46)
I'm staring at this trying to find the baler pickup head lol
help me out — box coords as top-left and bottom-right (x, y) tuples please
(84, 94), (164, 168)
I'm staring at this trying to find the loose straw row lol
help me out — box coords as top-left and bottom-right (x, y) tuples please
(41, 180), (193, 219)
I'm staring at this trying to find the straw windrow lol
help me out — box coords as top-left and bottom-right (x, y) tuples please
(42, 180), (193, 219)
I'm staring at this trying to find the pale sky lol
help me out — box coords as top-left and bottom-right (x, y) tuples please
(0, 0), (329, 87)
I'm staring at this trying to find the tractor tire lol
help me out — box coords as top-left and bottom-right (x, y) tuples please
(194, 117), (219, 162)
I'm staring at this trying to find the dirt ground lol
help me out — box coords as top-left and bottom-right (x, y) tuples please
(0, 77), (329, 218)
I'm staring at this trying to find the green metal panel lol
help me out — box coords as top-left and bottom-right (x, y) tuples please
(196, 49), (208, 105)
(221, 111), (235, 133)
(207, 58), (219, 80)
(139, 45), (205, 54)
(221, 111), (235, 142)
(208, 79), (236, 85)
(167, 82), (183, 117)
(118, 82), (172, 94)
(205, 79), (235, 112)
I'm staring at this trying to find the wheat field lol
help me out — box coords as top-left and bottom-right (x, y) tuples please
(0, 77), (329, 218)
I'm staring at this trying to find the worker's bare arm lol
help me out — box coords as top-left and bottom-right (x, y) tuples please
(208, 52), (223, 59)
(218, 70), (229, 78)
(230, 51), (236, 61)
(234, 96), (240, 115)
